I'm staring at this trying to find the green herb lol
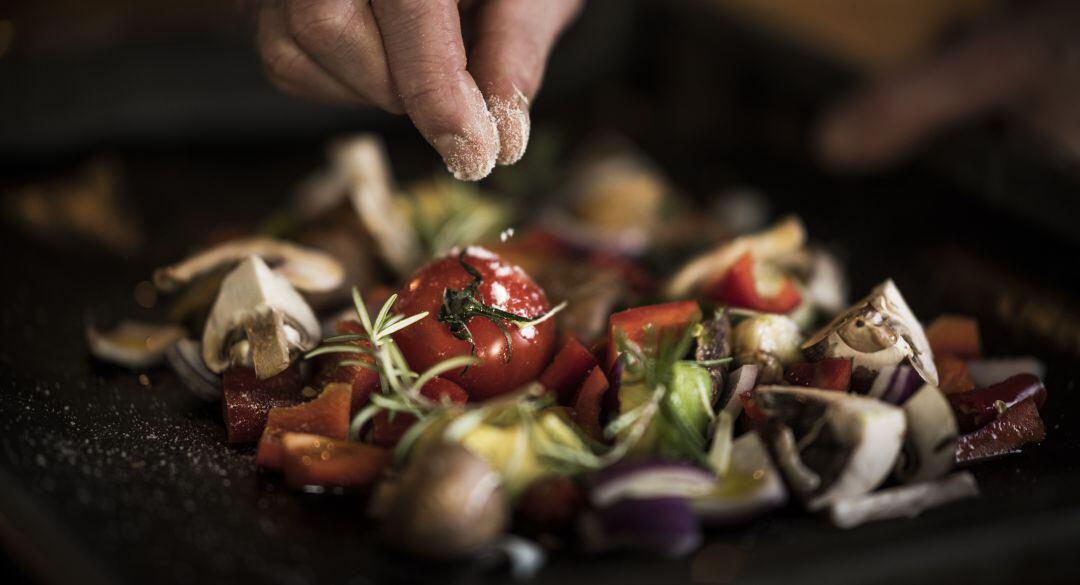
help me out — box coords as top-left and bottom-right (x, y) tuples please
(305, 287), (478, 441)
(437, 249), (565, 367)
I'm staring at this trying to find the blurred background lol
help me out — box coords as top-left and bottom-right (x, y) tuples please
(2, 1), (1080, 584)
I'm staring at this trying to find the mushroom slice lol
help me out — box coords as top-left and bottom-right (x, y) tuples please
(895, 384), (958, 484)
(335, 135), (420, 276)
(202, 255), (320, 379)
(154, 237), (344, 294)
(665, 215), (806, 298)
(86, 321), (185, 368)
(755, 385), (906, 511)
(801, 280), (938, 387)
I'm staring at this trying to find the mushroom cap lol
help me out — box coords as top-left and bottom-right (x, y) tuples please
(802, 280), (938, 386)
(382, 443), (509, 559)
(154, 237), (344, 294)
(895, 384), (958, 483)
(201, 255), (320, 377)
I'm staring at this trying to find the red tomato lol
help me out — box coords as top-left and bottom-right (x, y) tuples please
(393, 248), (557, 401)
(707, 252), (801, 314)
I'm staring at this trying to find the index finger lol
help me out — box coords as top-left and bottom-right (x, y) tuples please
(371, 0), (499, 181)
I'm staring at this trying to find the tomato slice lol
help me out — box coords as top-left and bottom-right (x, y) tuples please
(368, 377), (469, 448)
(256, 382), (352, 470)
(539, 338), (599, 405)
(607, 300), (702, 368)
(280, 433), (390, 490)
(706, 252), (801, 314)
(222, 364), (305, 444)
(572, 366), (610, 442)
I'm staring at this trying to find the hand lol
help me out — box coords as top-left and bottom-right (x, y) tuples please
(816, 1), (1080, 170)
(255, 0), (582, 180)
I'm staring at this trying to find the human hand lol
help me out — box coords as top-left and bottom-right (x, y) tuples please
(816, 1), (1080, 171)
(255, 0), (582, 180)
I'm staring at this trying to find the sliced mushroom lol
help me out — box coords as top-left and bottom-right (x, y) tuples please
(755, 385), (906, 511)
(691, 432), (788, 524)
(163, 338), (221, 401)
(666, 216), (806, 298)
(802, 280), (938, 388)
(828, 472), (978, 529)
(731, 314), (804, 383)
(335, 135), (420, 276)
(895, 384), (958, 484)
(154, 237), (344, 294)
(202, 255), (320, 379)
(86, 320), (185, 368)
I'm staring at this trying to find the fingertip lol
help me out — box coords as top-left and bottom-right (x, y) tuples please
(487, 87), (531, 166)
(433, 102), (500, 181)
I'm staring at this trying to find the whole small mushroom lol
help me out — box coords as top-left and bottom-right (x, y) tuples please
(382, 443), (509, 559)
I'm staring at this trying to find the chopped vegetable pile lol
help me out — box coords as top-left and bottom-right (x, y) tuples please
(89, 134), (1050, 570)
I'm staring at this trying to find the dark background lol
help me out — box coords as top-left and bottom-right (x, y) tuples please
(2, 1), (1080, 584)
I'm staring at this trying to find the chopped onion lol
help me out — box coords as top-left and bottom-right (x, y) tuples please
(966, 357), (1046, 388)
(164, 338), (221, 401)
(828, 472), (978, 529)
(590, 461), (715, 508)
(867, 365), (923, 405)
(580, 497), (702, 558)
(691, 433), (788, 524)
(721, 365), (758, 419)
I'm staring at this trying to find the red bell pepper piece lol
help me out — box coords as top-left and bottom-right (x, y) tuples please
(368, 377), (469, 448)
(256, 382), (352, 470)
(936, 354), (975, 394)
(607, 300), (702, 368)
(955, 398), (1045, 465)
(926, 315), (982, 359)
(222, 364), (304, 444)
(573, 366), (610, 442)
(280, 433), (390, 490)
(783, 359), (851, 391)
(738, 390), (768, 425)
(706, 252), (801, 314)
(311, 321), (380, 417)
(539, 338), (599, 405)
(948, 373), (1046, 433)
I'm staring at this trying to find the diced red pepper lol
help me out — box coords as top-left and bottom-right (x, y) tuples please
(222, 364), (304, 444)
(280, 432), (390, 490)
(539, 338), (599, 405)
(739, 390), (768, 425)
(936, 354), (975, 394)
(311, 322), (380, 417)
(926, 315), (982, 359)
(948, 373), (1047, 433)
(517, 475), (587, 534)
(572, 366), (610, 442)
(705, 252), (801, 314)
(956, 398), (1045, 465)
(784, 363), (816, 387)
(607, 300), (702, 368)
(256, 382), (352, 470)
(368, 377), (469, 448)
(783, 359), (851, 391)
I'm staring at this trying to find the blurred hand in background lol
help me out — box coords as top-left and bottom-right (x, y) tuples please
(254, 0), (581, 181)
(816, 1), (1080, 170)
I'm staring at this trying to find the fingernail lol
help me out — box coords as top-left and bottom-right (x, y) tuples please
(488, 88), (531, 166)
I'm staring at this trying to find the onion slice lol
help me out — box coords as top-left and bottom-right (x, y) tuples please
(828, 472), (978, 529)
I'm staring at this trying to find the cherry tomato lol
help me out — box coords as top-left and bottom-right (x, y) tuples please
(393, 247), (557, 401)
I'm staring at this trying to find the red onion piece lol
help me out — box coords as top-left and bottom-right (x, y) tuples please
(591, 460), (715, 508)
(722, 364), (759, 419)
(868, 365), (923, 405)
(965, 357), (1046, 388)
(691, 433), (788, 524)
(580, 497), (702, 558)
(948, 374), (1047, 433)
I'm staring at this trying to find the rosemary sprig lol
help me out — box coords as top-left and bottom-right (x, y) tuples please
(437, 249), (565, 366)
(305, 287), (478, 441)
